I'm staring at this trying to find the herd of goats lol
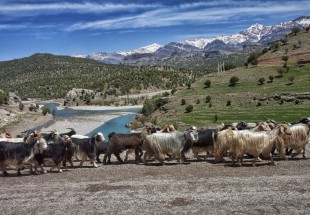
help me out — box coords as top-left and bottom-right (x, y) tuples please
(0, 117), (309, 176)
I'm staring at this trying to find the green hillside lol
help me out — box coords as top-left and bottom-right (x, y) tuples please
(142, 30), (310, 127)
(0, 54), (202, 99)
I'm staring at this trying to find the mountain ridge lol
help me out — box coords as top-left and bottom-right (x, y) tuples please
(80, 16), (310, 65)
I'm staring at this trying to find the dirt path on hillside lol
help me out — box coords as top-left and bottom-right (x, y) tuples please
(0, 154), (309, 215)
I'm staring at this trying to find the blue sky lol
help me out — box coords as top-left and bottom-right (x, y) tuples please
(0, 0), (309, 61)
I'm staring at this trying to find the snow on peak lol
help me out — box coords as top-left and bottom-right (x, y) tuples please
(118, 43), (162, 56)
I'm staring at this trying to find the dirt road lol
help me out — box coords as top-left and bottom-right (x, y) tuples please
(0, 155), (310, 215)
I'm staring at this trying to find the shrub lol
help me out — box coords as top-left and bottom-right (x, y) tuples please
(204, 79), (211, 88)
(42, 107), (50, 116)
(258, 77), (265, 85)
(162, 92), (170, 97)
(226, 100), (231, 106)
(171, 88), (177, 95)
(209, 102), (212, 108)
(196, 99), (200, 104)
(18, 102), (24, 111)
(288, 76), (295, 83)
(257, 102), (262, 107)
(277, 68), (286, 77)
(185, 105), (193, 113)
(282, 56), (289, 62)
(261, 47), (269, 55)
(205, 95), (211, 103)
(187, 82), (191, 89)
(181, 99), (186, 105)
(229, 76), (239, 86)
(269, 75), (274, 82)
(295, 100), (300, 105)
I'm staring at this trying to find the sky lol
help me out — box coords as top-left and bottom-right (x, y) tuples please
(0, 0), (309, 61)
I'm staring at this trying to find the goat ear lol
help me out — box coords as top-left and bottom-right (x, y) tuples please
(279, 125), (285, 134)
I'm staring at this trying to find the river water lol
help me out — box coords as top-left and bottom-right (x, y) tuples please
(40, 103), (141, 138)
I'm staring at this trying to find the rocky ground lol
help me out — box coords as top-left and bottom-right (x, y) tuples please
(0, 154), (309, 215)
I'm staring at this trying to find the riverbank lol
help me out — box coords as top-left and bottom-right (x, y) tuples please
(4, 105), (142, 137)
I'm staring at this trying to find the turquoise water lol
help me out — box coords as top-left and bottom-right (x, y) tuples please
(39, 103), (141, 136)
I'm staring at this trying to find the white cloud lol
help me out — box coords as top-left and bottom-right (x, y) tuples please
(66, 0), (310, 32)
(0, 2), (158, 15)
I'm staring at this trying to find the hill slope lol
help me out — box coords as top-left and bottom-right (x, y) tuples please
(0, 54), (197, 99)
(143, 30), (310, 127)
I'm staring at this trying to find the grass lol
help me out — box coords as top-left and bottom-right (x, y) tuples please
(149, 64), (310, 128)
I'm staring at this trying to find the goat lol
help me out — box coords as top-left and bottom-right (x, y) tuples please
(143, 128), (198, 165)
(229, 124), (292, 167)
(276, 123), (310, 160)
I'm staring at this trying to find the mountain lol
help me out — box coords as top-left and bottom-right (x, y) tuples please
(118, 43), (162, 56)
(80, 16), (310, 66)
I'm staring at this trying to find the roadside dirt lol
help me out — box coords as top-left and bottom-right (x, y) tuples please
(0, 154), (309, 215)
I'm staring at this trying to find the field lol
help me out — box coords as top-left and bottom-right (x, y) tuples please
(149, 64), (310, 128)
(1, 153), (310, 215)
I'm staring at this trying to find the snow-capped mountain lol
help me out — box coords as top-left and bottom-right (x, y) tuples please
(79, 16), (310, 65)
(182, 16), (309, 49)
(118, 43), (162, 56)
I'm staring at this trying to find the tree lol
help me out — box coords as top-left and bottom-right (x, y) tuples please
(288, 76), (295, 83)
(305, 26), (310, 33)
(229, 76), (239, 86)
(282, 56), (289, 62)
(284, 47), (289, 54)
(205, 95), (211, 103)
(226, 100), (232, 106)
(298, 40), (302, 48)
(277, 68), (286, 77)
(291, 27), (300, 36)
(258, 77), (265, 85)
(204, 79), (211, 88)
(271, 41), (280, 51)
(19, 102), (24, 111)
(261, 47), (269, 55)
(251, 58), (258, 67)
(181, 99), (186, 105)
(185, 105), (193, 113)
(187, 82), (191, 89)
(224, 62), (237, 71)
(268, 75), (274, 83)
(280, 38), (288, 45)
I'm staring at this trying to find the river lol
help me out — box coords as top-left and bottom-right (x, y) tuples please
(38, 103), (141, 137)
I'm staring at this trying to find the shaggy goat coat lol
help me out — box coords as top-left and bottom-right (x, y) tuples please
(276, 123), (310, 159)
(143, 130), (198, 164)
(228, 124), (292, 166)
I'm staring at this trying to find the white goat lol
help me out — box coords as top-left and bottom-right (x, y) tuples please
(143, 130), (198, 164)
(228, 124), (292, 167)
(276, 123), (310, 160)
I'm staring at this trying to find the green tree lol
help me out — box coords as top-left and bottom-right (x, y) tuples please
(271, 41), (280, 51)
(280, 38), (288, 45)
(268, 75), (274, 83)
(224, 62), (237, 71)
(229, 76), (239, 86)
(305, 26), (310, 33)
(258, 77), (265, 85)
(185, 105), (193, 113)
(282, 56), (289, 62)
(19, 102), (24, 111)
(284, 47), (289, 54)
(277, 68), (286, 77)
(291, 27), (300, 36)
(181, 99), (186, 105)
(204, 79), (211, 88)
(288, 76), (295, 83)
(261, 47), (269, 55)
(205, 95), (211, 103)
